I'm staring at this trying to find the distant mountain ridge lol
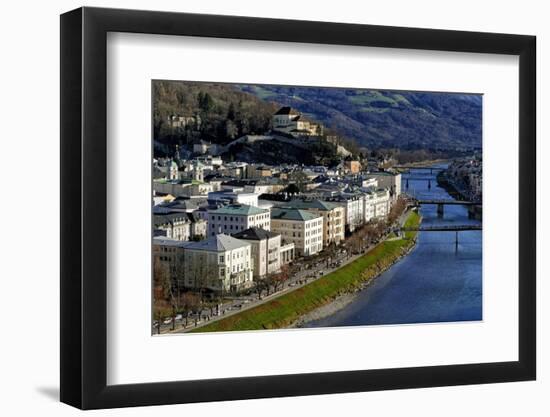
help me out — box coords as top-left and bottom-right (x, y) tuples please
(236, 84), (482, 151)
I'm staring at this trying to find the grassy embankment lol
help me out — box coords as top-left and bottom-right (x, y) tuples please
(191, 211), (421, 333)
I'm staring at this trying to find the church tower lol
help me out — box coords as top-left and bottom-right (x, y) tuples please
(168, 160), (179, 180)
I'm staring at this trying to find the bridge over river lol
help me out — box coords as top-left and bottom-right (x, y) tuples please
(401, 224), (482, 232)
(400, 223), (482, 249)
(413, 198), (482, 217)
(303, 162), (482, 329)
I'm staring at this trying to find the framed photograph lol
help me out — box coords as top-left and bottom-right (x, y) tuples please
(60, 6), (536, 409)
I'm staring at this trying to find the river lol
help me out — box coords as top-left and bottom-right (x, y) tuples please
(303, 163), (482, 328)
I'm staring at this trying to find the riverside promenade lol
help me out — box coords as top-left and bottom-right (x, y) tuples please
(171, 209), (420, 333)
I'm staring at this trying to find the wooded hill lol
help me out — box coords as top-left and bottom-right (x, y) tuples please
(153, 80), (277, 147)
(153, 81), (482, 159)
(237, 84), (482, 151)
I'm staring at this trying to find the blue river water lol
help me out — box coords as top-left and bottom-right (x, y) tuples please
(304, 164), (482, 328)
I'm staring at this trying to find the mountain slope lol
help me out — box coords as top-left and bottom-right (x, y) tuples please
(237, 85), (482, 151)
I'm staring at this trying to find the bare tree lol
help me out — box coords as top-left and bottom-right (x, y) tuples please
(271, 265), (290, 292)
(179, 292), (200, 327)
(253, 278), (269, 300)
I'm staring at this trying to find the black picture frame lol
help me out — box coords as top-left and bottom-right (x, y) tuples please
(60, 6), (536, 410)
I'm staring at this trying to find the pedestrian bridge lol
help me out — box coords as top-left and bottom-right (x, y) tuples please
(395, 166), (445, 174)
(400, 224), (482, 248)
(417, 199), (480, 206)
(401, 224), (482, 232)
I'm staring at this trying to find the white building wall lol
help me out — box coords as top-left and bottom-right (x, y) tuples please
(183, 244), (253, 292)
(208, 210), (271, 236)
(273, 217), (323, 257)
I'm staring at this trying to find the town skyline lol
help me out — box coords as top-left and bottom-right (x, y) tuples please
(152, 80), (483, 334)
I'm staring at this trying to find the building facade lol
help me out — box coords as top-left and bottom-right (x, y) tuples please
(278, 200), (345, 246)
(153, 213), (191, 241)
(272, 107), (323, 137)
(208, 204), (271, 236)
(233, 228), (282, 278)
(182, 234), (254, 293)
(280, 243), (295, 265)
(365, 189), (391, 219)
(271, 208), (323, 257)
(344, 160), (361, 174)
(153, 237), (187, 290)
(207, 190), (260, 207)
(365, 171), (402, 199)
(328, 193), (365, 233)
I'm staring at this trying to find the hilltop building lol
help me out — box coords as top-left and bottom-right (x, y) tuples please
(167, 113), (201, 129)
(272, 107), (324, 137)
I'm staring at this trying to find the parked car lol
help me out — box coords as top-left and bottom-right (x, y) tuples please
(175, 314), (183, 321)
(163, 317), (172, 325)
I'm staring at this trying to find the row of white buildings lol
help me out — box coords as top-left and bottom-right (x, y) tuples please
(154, 181), (399, 294)
(153, 146), (403, 293)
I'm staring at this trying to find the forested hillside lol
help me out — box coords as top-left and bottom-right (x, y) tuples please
(153, 81), (482, 153)
(237, 84), (482, 151)
(153, 81), (277, 146)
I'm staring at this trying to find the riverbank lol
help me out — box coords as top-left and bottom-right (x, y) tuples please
(290, 231), (418, 328)
(397, 158), (449, 168)
(436, 169), (465, 200)
(190, 211), (421, 333)
(436, 169), (482, 219)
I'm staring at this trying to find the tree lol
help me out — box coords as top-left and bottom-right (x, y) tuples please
(153, 305), (171, 335)
(153, 257), (172, 304)
(253, 278), (269, 300)
(289, 171), (309, 193)
(324, 243), (338, 267)
(227, 102), (236, 121)
(179, 292), (201, 327)
(270, 265), (290, 292)
(238, 117), (250, 136)
(225, 120), (238, 139)
(387, 197), (407, 226)
(197, 91), (214, 114)
(284, 183), (300, 195)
